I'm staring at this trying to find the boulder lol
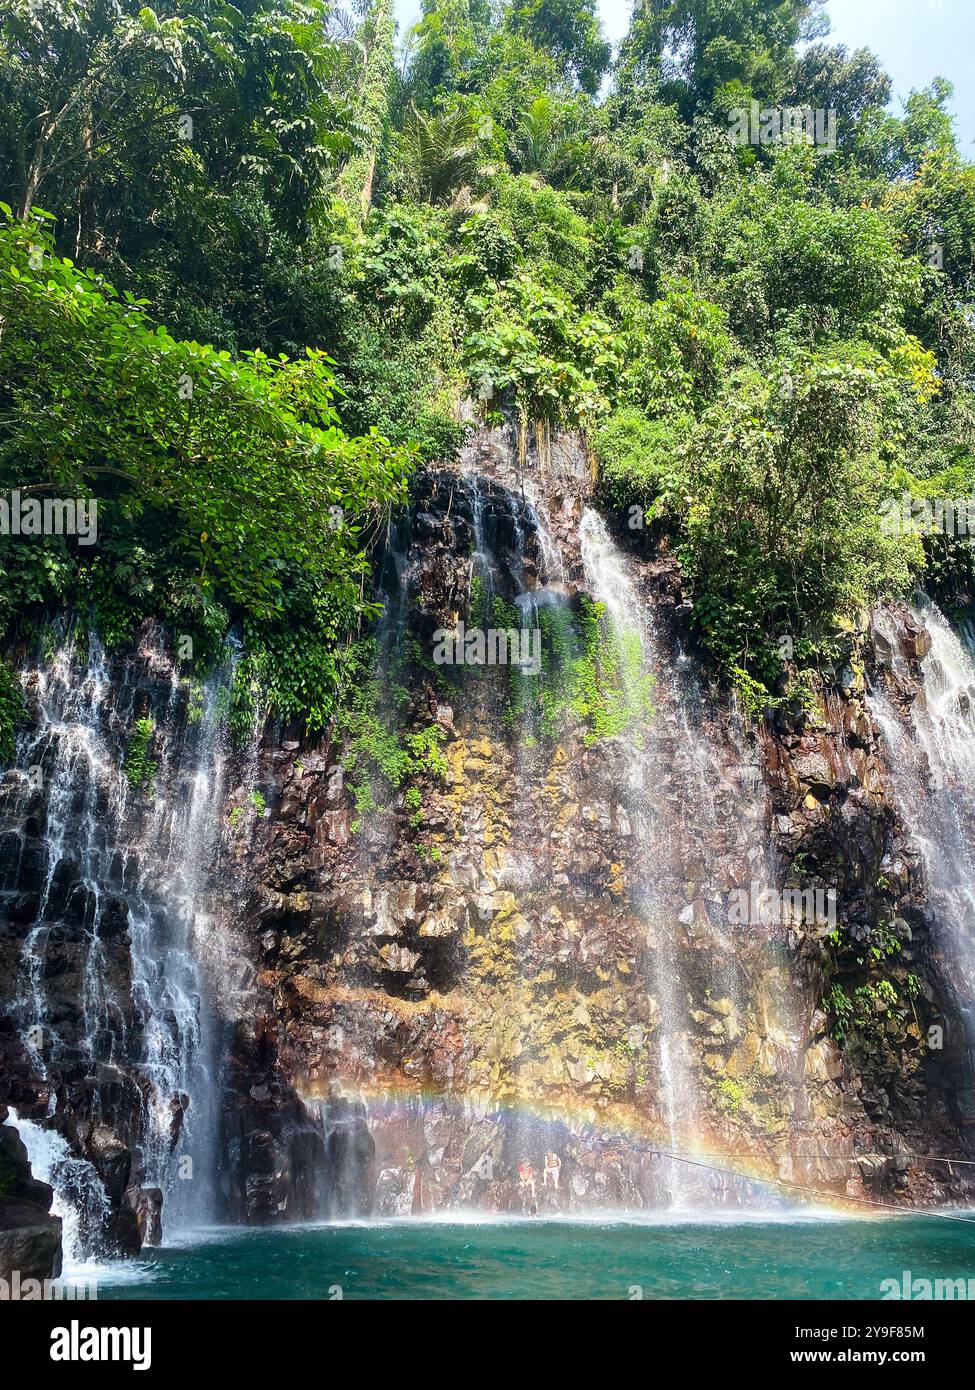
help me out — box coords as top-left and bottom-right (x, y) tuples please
(0, 1108), (62, 1282)
(0, 1198), (62, 1283)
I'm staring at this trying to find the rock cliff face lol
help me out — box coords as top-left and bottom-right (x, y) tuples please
(0, 1103), (62, 1283)
(234, 424), (975, 1216)
(0, 632), (329, 1259)
(1, 422), (974, 1259)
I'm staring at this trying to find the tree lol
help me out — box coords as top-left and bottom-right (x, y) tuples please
(0, 1), (356, 345)
(624, 0), (828, 114)
(651, 352), (929, 698)
(784, 42), (891, 129)
(336, 0), (395, 221)
(0, 0), (187, 221)
(504, 0), (610, 95)
(401, 0), (496, 107)
(0, 210), (409, 732)
(400, 101), (490, 203)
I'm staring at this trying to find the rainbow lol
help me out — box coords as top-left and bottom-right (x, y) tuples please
(299, 1076), (882, 1218)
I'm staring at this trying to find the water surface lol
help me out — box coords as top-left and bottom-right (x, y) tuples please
(86, 1213), (975, 1300)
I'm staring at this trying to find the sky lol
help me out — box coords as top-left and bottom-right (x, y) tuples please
(392, 0), (975, 154)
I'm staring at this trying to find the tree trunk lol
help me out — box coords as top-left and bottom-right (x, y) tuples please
(21, 118), (56, 219)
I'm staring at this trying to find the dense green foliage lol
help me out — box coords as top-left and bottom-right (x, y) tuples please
(0, 658), (25, 763)
(388, 0), (972, 708)
(0, 208), (408, 738)
(1, 0), (974, 742)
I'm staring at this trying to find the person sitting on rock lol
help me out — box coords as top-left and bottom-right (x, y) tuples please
(542, 1151), (561, 1191)
(517, 1160), (537, 1213)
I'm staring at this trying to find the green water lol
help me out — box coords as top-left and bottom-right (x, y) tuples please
(86, 1213), (975, 1300)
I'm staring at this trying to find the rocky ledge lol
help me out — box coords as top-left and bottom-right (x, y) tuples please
(0, 1104), (61, 1283)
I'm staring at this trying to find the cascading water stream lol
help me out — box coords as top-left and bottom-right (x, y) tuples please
(578, 509), (704, 1199)
(9, 635), (115, 1110)
(870, 597), (975, 1061)
(2, 628), (238, 1247)
(577, 509), (804, 1206)
(522, 477), (566, 590)
(3, 1107), (110, 1268)
(125, 663), (234, 1229)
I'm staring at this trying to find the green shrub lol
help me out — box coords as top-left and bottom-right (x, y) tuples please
(124, 717), (158, 791)
(0, 660), (25, 765)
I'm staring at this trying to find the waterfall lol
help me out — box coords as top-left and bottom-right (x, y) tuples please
(577, 509), (803, 1204)
(579, 509), (703, 1196)
(3, 1107), (109, 1267)
(340, 461), (801, 1214)
(0, 449), (863, 1241)
(2, 627), (237, 1250)
(522, 479), (566, 589)
(870, 598), (975, 1063)
(125, 663), (233, 1229)
(8, 635), (113, 1110)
